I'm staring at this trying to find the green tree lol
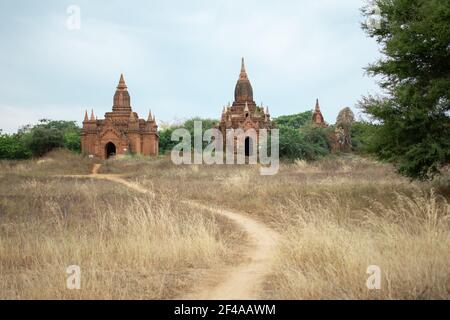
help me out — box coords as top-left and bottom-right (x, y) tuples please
(278, 124), (330, 161)
(159, 126), (177, 155)
(351, 121), (379, 153)
(360, 0), (450, 179)
(158, 117), (218, 154)
(64, 130), (81, 152)
(20, 119), (81, 157)
(22, 126), (64, 157)
(273, 111), (313, 129)
(0, 132), (31, 159)
(301, 124), (332, 153)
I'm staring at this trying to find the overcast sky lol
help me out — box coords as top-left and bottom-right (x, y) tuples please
(0, 0), (381, 133)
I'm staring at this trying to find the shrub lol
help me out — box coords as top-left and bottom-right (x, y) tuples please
(273, 111), (313, 129)
(278, 124), (331, 161)
(20, 119), (81, 157)
(0, 132), (31, 159)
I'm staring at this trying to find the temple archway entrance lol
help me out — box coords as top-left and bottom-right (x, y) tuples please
(105, 142), (116, 159)
(245, 137), (252, 157)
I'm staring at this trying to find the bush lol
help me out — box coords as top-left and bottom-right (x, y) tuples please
(0, 132), (31, 159)
(273, 111), (313, 129)
(278, 124), (331, 161)
(158, 117), (218, 154)
(1, 119), (82, 159)
(63, 130), (81, 153)
(22, 126), (64, 157)
(350, 121), (378, 153)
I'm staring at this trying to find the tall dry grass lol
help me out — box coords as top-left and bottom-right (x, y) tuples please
(1, 151), (449, 299)
(0, 149), (93, 176)
(268, 189), (449, 299)
(0, 175), (238, 299)
(108, 154), (449, 299)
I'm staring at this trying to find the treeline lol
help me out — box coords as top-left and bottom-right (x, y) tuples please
(157, 111), (372, 161)
(0, 114), (373, 161)
(0, 120), (81, 159)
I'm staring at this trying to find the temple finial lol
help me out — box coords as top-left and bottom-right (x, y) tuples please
(315, 98), (320, 111)
(239, 57), (248, 80)
(117, 73), (127, 89)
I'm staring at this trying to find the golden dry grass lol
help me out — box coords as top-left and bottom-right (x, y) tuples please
(108, 153), (450, 299)
(0, 161), (242, 299)
(0, 150), (449, 299)
(269, 189), (449, 299)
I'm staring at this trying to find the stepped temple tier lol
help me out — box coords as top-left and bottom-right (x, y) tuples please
(81, 74), (159, 159)
(217, 58), (273, 155)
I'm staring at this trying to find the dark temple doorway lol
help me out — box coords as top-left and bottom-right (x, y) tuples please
(105, 142), (116, 158)
(245, 137), (252, 157)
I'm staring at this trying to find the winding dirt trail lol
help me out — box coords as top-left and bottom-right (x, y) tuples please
(63, 164), (279, 300)
(184, 202), (279, 300)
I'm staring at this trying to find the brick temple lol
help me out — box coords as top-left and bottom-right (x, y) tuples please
(81, 74), (159, 159)
(312, 99), (327, 127)
(217, 58), (273, 155)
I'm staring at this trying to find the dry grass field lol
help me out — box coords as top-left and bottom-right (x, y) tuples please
(0, 149), (449, 299)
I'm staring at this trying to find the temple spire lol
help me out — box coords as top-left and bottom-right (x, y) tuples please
(312, 98), (326, 127)
(239, 57), (248, 80)
(113, 73), (132, 112)
(117, 73), (127, 89)
(147, 110), (152, 122)
(84, 110), (88, 122)
(90, 109), (95, 121)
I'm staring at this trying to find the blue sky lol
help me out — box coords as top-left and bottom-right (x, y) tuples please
(0, 0), (381, 133)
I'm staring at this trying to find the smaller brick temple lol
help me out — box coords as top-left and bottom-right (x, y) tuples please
(81, 74), (159, 159)
(311, 99), (327, 127)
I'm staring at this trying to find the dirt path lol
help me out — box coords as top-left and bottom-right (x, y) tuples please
(63, 164), (279, 300)
(184, 202), (279, 300)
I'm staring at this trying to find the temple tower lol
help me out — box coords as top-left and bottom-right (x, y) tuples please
(81, 74), (159, 159)
(217, 58), (273, 156)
